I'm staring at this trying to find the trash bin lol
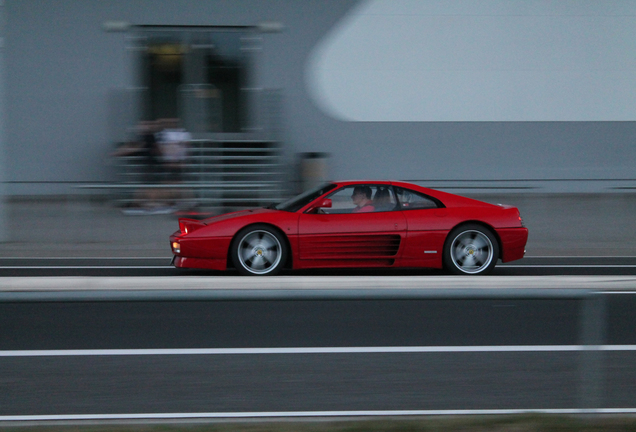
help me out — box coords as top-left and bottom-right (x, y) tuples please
(299, 152), (330, 191)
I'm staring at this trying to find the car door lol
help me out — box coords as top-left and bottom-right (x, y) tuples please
(297, 185), (406, 263)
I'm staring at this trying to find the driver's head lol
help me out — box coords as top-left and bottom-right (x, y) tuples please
(352, 185), (372, 200)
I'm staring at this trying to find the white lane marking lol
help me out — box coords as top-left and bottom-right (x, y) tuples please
(0, 266), (174, 269)
(601, 292), (636, 294)
(3, 408), (636, 421)
(525, 256), (636, 259)
(2, 345), (636, 357)
(0, 257), (170, 260)
(23, 265), (636, 269)
(1, 264), (635, 270)
(502, 265), (636, 268)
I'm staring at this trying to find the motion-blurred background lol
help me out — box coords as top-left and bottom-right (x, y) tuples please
(0, 0), (634, 255)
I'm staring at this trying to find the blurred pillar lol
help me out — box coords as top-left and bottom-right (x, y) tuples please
(0, 0), (6, 242)
(299, 152), (330, 192)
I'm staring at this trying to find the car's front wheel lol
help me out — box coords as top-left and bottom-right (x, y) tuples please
(443, 224), (499, 275)
(231, 225), (287, 276)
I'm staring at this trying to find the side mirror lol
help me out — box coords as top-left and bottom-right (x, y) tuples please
(318, 198), (332, 208)
(308, 198), (332, 213)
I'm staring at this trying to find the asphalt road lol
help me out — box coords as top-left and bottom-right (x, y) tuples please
(1, 283), (636, 419)
(1, 257), (635, 421)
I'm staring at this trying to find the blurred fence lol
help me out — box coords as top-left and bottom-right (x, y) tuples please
(104, 86), (290, 212)
(114, 138), (287, 211)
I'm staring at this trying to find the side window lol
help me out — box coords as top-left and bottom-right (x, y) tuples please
(395, 187), (439, 210)
(325, 186), (360, 213)
(320, 185), (398, 214)
(372, 186), (397, 212)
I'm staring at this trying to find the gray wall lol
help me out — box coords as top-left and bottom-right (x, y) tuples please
(6, 0), (132, 192)
(3, 0), (636, 195)
(0, 0), (6, 240)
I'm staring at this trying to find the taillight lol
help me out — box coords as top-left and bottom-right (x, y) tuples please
(518, 213), (525, 227)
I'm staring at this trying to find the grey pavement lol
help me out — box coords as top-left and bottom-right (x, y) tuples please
(0, 197), (176, 258)
(0, 193), (634, 258)
(473, 192), (636, 257)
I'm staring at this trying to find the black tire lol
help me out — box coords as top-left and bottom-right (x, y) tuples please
(231, 225), (288, 276)
(443, 224), (499, 275)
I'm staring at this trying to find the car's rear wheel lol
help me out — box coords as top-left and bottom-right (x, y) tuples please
(231, 225), (287, 276)
(443, 224), (499, 275)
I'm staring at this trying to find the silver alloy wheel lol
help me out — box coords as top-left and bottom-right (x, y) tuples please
(449, 229), (494, 275)
(237, 229), (283, 275)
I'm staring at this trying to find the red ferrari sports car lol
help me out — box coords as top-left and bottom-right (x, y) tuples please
(170, 180), (528, 276)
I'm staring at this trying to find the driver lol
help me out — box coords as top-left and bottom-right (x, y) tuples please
(351, 186), (374, 213)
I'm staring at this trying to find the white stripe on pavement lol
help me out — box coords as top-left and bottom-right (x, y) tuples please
(3, 408), (636, 421)
(501, 265), (636, 268)
(0, 266), (173, 269)
(2, 345), (636, 357)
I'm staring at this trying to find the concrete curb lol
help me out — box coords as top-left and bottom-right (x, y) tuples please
(1, 276), (635, 301)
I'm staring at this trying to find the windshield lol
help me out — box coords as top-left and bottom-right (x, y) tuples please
(274, 182), (337, 212)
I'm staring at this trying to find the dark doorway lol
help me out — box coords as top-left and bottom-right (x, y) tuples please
(139, 28), (250, 133)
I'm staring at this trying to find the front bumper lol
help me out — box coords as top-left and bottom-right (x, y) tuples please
(171, 256), (227, 271)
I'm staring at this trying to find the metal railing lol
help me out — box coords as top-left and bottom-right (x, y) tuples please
(114, 138), (287, 211)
